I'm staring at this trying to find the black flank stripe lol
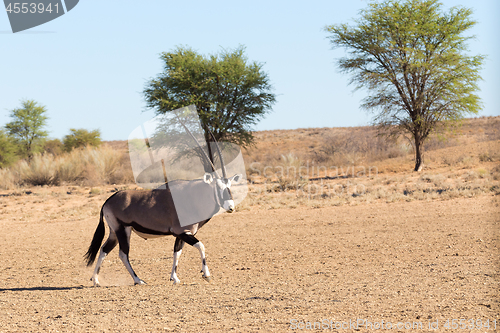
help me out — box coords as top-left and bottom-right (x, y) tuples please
(120, 220), (172, 236)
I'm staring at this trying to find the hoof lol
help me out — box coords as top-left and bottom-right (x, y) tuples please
(170, 278), (181, 285)
(202, 275), (212, 282)
(134, 279), (146, 285)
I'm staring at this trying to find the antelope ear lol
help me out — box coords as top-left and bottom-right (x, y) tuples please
(203, 173), (213, 184)
(230, 174), (242, 183)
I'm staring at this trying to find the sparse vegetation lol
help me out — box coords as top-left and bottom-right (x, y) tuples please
(240, 116), (499, 208)
(1, 116), (498, 210)
(0, 145), (133, 189)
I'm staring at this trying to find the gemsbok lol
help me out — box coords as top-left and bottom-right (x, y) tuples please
(84, 125), (241, 286)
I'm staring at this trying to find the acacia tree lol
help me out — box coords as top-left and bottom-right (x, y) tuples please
(63, 128), (102, 152)
(325, 0), (484, 171)
(5, 99), (48, 161)
(143, 46), (276, 149)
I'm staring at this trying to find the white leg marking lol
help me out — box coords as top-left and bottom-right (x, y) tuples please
(91, 250), (107, 287)
(170, 249), (182, 284)
(118, 250), (145, 285)
(193, 242), (210, 280)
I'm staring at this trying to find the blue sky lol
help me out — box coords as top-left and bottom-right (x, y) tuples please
(1, 0), (498, 141)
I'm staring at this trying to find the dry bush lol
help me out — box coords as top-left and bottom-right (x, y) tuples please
(56, 151), (86, 183)
(0, 145), (134, 189)
(109, 152), (135, 184)
(69, 146), (129, 186)
(0, 168), (17, 190)
(463, 171), (478, 182)
(491, 165), (500, 181)
(266, 153), (308, 192)
(314, 129), (408, 166)
(478, 149), (500, 163)
(17, 154), (59, 186)
(479, 152), (493, 162)
(419, 173), (446, 188)
(78, 146), (120, 185)
(425, 134), (461, 151)
(442, 154), (477, 168)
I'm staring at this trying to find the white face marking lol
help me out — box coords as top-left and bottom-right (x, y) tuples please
(216, 177), (237, 212)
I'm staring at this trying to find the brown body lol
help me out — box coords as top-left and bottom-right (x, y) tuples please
(104, 179), (219, 238)
(84, 174), (238, 286)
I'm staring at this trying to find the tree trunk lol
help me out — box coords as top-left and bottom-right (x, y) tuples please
(414, 135), (423, 172)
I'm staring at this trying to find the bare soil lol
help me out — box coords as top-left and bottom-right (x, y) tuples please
(0, 186), (498, 332)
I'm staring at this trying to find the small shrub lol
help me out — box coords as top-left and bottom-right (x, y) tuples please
(479, 152), (493, 162)
(491, 165), (500, 181)
(463, 171), (478, 182)
(477, 168), (489, 179)
(89, 188), (101, 196)
(419, 173), (446, 188)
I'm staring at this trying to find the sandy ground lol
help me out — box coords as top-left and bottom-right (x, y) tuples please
(0, 188), (498, 332)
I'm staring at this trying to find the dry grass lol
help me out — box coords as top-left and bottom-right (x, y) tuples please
(240, 116), (500, 208)
(240, 161), (498, 210)
(0, 145), (134, 189)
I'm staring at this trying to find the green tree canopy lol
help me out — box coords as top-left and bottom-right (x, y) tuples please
(63, 128), (102, 152)
(0, 129), (18, 168)
(5, 99), (48, 161)
(325, 0), (484, 171)
(143, 46), (276, 148)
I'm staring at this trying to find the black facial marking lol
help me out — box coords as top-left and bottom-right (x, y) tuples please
(222, 188), (231, 201)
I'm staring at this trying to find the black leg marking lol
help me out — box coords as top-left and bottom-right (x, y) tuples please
(179, 233), (199, 246)
(202, 258), (206, 266)
(115, 226), (144, 284)
(102, 236), (118, 254)
(115, 226), (130, 255)
(174, 237), (185, 253)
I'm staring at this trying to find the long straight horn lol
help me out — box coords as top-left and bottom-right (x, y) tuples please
(177, 119), (220, 178)
(206, 126), (227, 179)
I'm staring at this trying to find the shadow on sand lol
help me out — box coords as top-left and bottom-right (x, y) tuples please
(0, 285), (86, 292)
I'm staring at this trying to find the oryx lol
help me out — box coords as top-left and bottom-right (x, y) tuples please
(84, 126), (241, 286)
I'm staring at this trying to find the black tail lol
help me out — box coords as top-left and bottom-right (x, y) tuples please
(84, 207), (105, 266)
